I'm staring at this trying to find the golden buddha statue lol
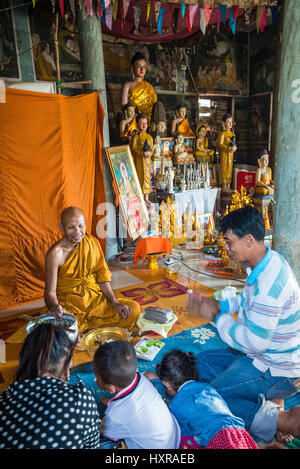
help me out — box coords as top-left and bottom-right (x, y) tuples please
(255, 150), (274, 196)
(217, 113), (237, 193)
(119, 102), (137, 141)
(130, 113), (154, 205)
(171, 104), (195, 138)
(173, 133), (194, 164)
(194, 123), (214, 163)
(121, 52), (157, 124)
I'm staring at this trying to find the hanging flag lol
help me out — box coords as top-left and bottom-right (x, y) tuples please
(104, 0), (111, 10)
(120, 0), (124, 29)
(157, 7), (165, 35)
(173, 6), (180, 34)
(215, 7), (221, 33)
(203, 4), (213, 25)
(155, 2), (161, 25)
(218, 4), (227, 24)
(111, 0), (118, 20)
(200, 7), (206, 35)
(146, 1), (151, 22)
(231, 5), (239, 21)
(189, 4), (198, 30)
(229, 7), (237, 34)
(69, 0), (76, 18)
(59, 0), (64, 17)
(260, 7), (267, 32)
(32, 0), (36, 7)
(123, 0), (130, 19)
(181, 3), (185, 18)
(97, 0), (101, 19)
(256, 6), (264, 33)
(270, 5), (278, 26)
(186, 6), (192, 32)
(133, 4), (142, 31)
(106, 5), (113, 28)
(86, 0), (93, 16)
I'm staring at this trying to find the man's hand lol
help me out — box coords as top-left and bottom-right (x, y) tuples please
(113, 302), (132, 321)
(185, 290), (220, 322)
(48, 303), (66, 320)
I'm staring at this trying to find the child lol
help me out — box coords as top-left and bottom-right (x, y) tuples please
(147, 349), (258, 449)
(93, 340), (181, 449)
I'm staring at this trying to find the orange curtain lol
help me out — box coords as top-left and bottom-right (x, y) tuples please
(0, 88), (106, 310)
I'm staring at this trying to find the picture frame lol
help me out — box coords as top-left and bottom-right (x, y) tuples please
(208, 164), (217, 186)
(105, 145), (150, 242)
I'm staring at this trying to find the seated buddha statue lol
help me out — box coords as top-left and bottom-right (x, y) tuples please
(130, 113), (154, 206)
(171, 104), (195, 138)
(173, 133), (194, 164)
(194, 123), (214, 163)
(255, 150), (274, 196)
(121, 52), (157, 124)
(119, 102), (137, 141)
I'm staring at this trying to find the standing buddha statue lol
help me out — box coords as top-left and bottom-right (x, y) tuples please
(217, 113), (237, 193)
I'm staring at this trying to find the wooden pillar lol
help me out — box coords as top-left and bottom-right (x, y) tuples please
(77, 9), (118, 259)
(273, 1), (300, 282)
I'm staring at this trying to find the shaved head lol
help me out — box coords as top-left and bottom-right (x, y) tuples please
(61, 206), (85, 227)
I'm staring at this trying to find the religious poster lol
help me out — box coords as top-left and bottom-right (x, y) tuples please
(190, 30), (248, 95)
(0, 0), (19, 79)
(105, 144), (149, 242)
(29, 4), (82, 83)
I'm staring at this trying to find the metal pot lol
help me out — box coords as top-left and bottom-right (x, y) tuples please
(25, 313), (78, 343)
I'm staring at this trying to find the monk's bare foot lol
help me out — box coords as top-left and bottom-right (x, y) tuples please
(275, 431), (294, 444)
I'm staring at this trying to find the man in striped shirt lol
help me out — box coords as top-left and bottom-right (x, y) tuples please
(187, 206), (300, 443)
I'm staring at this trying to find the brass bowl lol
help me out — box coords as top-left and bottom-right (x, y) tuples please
(83, 327), (131, 353)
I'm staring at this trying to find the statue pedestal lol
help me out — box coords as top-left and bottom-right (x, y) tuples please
(252, 194), (274, 218)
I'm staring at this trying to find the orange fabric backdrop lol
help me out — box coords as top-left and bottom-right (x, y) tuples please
(0, 89), (106, 310)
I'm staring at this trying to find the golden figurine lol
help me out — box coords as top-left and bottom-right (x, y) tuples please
(130, 113), (154, 206)
(121, 52), (157, 123)
(255, 150), (274, 196)
(194, 123), (214, 163)
(217, 113), (237, 193)
(170, 104), (195, 138)
(173, 133), (194, 164)
(119, 102), (137, 141)
(230, 186), (254, 212)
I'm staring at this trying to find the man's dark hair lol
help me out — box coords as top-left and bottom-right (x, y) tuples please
(93, 340), (137, 389)
(219, 205), (265, 241)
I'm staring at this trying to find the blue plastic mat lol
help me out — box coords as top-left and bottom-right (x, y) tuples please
(69, 322), (300, 418)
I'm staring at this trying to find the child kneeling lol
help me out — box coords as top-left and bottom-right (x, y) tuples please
(93, 340), (181, 449)
(146, 349), (258, 450)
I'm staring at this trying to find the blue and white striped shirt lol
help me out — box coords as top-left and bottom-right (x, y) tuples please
(217, 247), (300, 377)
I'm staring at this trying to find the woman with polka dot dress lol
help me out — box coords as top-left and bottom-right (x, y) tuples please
(0, 324), (101, 449)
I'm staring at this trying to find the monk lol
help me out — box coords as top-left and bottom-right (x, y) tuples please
(170, 104), (195, 138)
(43, 207), (140, 333)
(119, 102), (137, 141)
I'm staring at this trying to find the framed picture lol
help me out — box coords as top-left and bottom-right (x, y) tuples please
(105, 145), (150, 242)
(208, 164), (217, 186)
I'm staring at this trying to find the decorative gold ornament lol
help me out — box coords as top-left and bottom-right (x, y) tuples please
(229, 185), (254, 212)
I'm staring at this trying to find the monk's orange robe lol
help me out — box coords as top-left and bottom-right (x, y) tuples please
(177, 118), (195, 138)
(42, 233), (140, 333)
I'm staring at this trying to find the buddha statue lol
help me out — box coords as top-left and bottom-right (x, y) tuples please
(171, 104), (195, 138)
(194, 123), (214, 163)
(217, 113), (237, 193)
(121, 52), (157, 124)
(255, 150), (274, 196)
(173, 133), (194, 164)
(119, 102), (137, 141)
(130, 113), (154, 205)
(153, 135), (163, 160)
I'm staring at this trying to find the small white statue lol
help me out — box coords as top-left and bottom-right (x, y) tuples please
(153, 135), (162, 160)
(167, 167), (175, 193)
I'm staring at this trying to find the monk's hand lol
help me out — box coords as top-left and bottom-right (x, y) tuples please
(185, 290), (220, 322)
(48, 303), (65, 320)
(113, 302), (131, 321)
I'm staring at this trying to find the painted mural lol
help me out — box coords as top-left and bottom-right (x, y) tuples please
(0, 0), (19, 79)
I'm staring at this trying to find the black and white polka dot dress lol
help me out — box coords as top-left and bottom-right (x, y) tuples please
(0, 376), (101, 449)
